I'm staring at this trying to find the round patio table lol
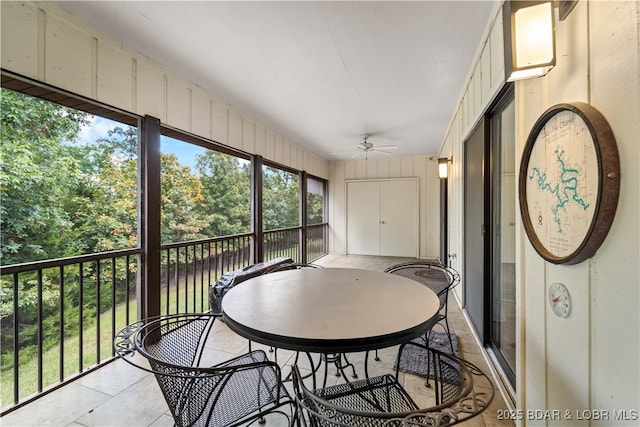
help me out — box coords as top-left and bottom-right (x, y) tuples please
(222, 267), (440, 354)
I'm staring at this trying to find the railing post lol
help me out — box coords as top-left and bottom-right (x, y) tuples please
(300, 171), (308, 263)
(251, 155), (264, 263)
(139, 115), (161, 319)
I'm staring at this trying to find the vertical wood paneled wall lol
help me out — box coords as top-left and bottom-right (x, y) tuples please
(438, 1), (640, 425)
(0, 1), (328, 179)
(439, 2), (505, 281)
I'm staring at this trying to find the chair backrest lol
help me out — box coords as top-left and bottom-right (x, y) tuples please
(384, 262), (460, 311)
(292, 366), (419, 427)
(268, 262), (323, 273)
(393, 349), (494, 426)
(136, 314), (217, 426)
(294, 348), (493, 427)
(141, 313), (214, 368)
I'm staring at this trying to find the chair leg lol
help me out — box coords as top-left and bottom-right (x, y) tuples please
(429, 349), (440, 402)
(394, 342), (407, 380)
(424, 319), (455, 388)
(443, 318), (455, 354)
(395, 338), (433, 388)
(424, 332), (433, 388)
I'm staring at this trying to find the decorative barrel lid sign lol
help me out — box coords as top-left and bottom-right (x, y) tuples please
(518, 102), (620, 265)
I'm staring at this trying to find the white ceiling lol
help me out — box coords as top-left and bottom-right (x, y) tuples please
(54, 1), (497, 160)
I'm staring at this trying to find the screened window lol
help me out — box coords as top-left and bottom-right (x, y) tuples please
(262, 165), (299, 230)
(0, 87), (140, 406)
(306, 176), (326, 225)
(159, 137), (251, 244)
(0, 88), (139, 264)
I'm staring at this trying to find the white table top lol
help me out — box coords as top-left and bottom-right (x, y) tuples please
(222, 268), (440, 353)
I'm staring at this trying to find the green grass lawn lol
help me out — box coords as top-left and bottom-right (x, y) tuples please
(0, 279), (211, 410)
(0, 297), (139, 409)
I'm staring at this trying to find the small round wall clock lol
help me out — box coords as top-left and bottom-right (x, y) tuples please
(549, 283), (571, 318)
(518, 102), (620, 265)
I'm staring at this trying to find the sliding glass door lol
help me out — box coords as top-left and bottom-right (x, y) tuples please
(489, 87), (516, 388)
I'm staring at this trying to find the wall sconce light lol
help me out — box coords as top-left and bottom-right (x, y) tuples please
(438, 158), (449, 179)
(504, 1), (557, 82)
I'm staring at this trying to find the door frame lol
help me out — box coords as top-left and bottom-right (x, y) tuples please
(463, 119), (491, 345)
(440, 176), (448, 265)
(462, 85), (517, 393)
(487, 84), (517, 389)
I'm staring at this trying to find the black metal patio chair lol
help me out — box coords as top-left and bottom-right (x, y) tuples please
(293, 348), (493, 426)
(114, 313), (294, 427)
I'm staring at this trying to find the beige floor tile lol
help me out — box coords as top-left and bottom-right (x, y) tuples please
(75, 375), (169, 427)
(1, 382), (110, 426)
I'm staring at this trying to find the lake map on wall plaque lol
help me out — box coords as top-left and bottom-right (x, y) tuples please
(519, 102), (620, 265)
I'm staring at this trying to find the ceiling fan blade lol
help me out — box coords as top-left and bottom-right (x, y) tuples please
(372, 149), (392, 155)
(374, 145), (398, 150)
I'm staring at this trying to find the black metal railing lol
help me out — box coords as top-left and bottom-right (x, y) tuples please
(262, 223), (328, 263)
(263, 226), (302, 262)
(0, 249), (140, 411)
(1, 226), (327, 412)
(0, 234), (255, 412)
(160, 233), (253, 315)
(307, 223), (328, 262)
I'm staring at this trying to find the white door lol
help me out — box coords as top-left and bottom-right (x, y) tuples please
(347, 179), (417, 257)
(380, 180), (418, 257)
(346, 181), (380, 255)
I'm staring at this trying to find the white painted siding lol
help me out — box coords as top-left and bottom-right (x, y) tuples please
(136, 58), (166, 120)
(586, 1), (639, 420)
(0, 1), (328, 179)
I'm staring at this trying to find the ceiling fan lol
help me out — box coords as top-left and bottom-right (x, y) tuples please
(354, 136), (398, 159)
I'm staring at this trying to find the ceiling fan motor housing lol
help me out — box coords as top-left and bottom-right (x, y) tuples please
(360, 141), (374, 151)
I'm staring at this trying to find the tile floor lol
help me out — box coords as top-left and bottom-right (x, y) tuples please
(1, 254), (515, 427)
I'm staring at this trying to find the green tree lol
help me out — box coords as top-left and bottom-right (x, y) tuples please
(196, 151), (250, 237)
(0, 89), (89, 264)
(161, 153), (210, 243)
(307, 193), (324, 224)
(1, 92), (139, 372)
(66, 127), (139, 254)
(263, 166), (299, 230)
